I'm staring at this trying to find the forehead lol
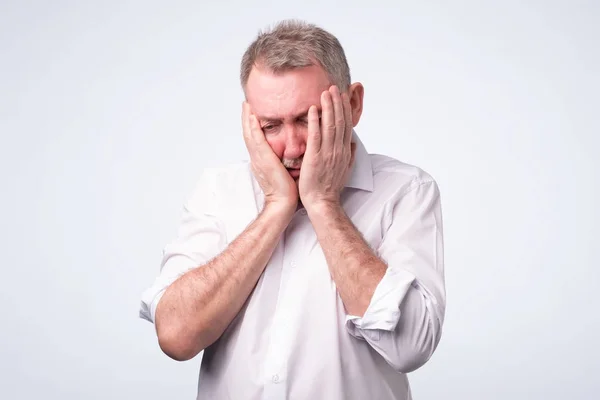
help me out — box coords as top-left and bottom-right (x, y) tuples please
(245, 64), (331, 119)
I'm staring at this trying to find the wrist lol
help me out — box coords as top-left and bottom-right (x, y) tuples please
(304, 198), (343, 219)
(262, 200), (296, 225)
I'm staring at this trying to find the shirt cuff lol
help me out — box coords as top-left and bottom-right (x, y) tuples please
(346, 267), (416, 333)
(139, 286), (167, 324)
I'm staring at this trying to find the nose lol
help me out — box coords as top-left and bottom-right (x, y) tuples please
(282, 125), (306, 160)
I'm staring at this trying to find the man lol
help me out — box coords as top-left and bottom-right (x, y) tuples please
(140, 19), (445, 400)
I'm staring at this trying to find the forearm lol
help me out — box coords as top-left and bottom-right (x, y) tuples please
(156, 204), (293, 360)
(306, 202), (386, 317)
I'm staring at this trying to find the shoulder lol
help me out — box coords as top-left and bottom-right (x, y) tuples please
(369, 154), (438, 195)
(366, 155), (442, 232)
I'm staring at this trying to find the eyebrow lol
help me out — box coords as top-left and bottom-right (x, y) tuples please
(256, 107), (322, 122)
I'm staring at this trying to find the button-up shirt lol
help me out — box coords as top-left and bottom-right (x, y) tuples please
(140, 132), (446, 400)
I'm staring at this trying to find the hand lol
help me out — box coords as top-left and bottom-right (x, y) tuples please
(242, 102), (298, 213)
(298, 86), (356, 210)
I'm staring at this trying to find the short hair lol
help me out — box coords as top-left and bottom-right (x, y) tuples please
(240, 19), (351, 92)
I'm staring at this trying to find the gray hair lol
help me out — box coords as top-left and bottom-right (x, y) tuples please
(240, 19), (351, 92)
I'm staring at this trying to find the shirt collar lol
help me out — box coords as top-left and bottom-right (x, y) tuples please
(345, 129), (374, 192)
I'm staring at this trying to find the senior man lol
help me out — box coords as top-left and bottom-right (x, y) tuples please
(140, 19), (446, 400)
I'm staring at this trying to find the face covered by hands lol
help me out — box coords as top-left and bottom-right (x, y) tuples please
(242, 64), (363, 212)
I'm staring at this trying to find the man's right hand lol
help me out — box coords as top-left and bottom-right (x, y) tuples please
(242, 102), (298, 214)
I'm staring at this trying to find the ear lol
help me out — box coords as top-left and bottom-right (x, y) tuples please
(348, 82), (364, 127)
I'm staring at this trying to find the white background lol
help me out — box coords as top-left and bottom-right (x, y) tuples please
(1, 1), (598, 399)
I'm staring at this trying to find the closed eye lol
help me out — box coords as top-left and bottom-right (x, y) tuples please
(262, 124), (279, 132)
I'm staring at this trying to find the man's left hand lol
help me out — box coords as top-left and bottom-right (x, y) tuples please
(299, 85), (356, 210)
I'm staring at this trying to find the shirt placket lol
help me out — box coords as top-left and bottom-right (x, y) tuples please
(261, 210), (307, 400)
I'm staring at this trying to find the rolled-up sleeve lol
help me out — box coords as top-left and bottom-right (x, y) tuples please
(346, 179), (445, 373)
(139, 170), (227, 324)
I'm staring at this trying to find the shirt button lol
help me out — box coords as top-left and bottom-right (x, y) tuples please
(272, 374), (280, 383)
(290, 261), (297, 268)
(299, 209), (307, 216)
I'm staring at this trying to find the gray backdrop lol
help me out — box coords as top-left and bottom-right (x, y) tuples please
(1, 1), (598, 399)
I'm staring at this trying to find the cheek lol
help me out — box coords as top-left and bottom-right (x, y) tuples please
(265, 136), (285, 159)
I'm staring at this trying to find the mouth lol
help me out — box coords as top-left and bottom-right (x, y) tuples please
(286, 168), (301, 179)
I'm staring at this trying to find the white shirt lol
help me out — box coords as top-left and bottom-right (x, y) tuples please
(140, 132), (446, 400)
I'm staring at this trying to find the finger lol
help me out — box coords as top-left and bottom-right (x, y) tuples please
(242, 102), (252, 144)
(249, 114), (265, 146)
(320, 89), (335, 151)
(250, 114), (289, 174)
(306, 105), (321, 155)
(250, 114), (278, 163)
(329, 85), (345, 148)
(342, 92), (353, 147)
